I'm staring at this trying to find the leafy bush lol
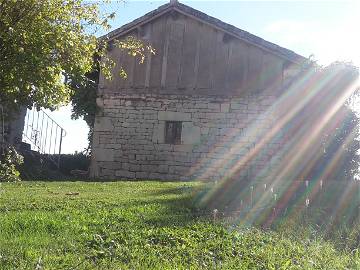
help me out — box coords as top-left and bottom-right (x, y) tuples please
(0, 146), (24, 182)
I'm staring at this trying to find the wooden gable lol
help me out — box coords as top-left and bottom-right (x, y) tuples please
(99, 8), (300, 96)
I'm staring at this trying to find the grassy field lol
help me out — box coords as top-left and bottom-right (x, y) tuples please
(0, 181), (359, 269)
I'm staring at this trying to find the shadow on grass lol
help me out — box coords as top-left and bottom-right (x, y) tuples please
(113, 188), (210, 227)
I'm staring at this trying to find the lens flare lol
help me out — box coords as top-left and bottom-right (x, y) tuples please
(192, 63), (360, 229)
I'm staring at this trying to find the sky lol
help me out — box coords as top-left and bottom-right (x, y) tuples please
(45, 0), (360, 154)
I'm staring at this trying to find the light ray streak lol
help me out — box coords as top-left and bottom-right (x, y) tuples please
(244, 78), (359, 224)
(193, 64), (359, 227)
(188, 67), (316, 182)
(195, 67), (336, 207)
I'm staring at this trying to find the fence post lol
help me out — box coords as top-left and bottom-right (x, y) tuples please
(57, 129), (63, 169)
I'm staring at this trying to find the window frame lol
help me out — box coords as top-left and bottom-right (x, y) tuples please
(164, 121), (182, 145)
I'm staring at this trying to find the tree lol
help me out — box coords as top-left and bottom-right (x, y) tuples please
(0, 0), (152, 111)
(292, 62), (360, 181)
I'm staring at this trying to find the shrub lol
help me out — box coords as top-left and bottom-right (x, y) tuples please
(0, 146), (24, 182)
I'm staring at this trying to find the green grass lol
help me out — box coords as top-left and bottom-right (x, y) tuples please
(0, 181), (359, 269)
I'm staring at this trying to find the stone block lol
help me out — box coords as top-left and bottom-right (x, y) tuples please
(208, 103), (220, 111)
(181, 122), (201, 145)
(173, 145), (193, 152)
(104, 99), (120, 107)
(201, 127), (209, 135)
(129, 164), (140, 171)
(231, 103), (247, 110)
(158, 164), (169, 173)
(194, 103), (208, 109)
(158, 111), (191, 121)
(169, 165), (187, 174)
(155, 144), (173, 151)
(92, 132), (100, 147)
(122, 163), (130, 170)
(94, 117), (114, 132)
(248, 103), (260, 110)
(220, 103), (230, 113)
(93, 148), (115, 162)
(149, 173), (168, 180)
(152, 122), (165, 143)
(96, 98), (104, 108)
(135, 154), (147, 161)
(141, 164), (157, 172)
(136, 172), (148, 179)
(115, 170), (135, 178)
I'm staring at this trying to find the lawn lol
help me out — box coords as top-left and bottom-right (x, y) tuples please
(0, 181), (359, 269)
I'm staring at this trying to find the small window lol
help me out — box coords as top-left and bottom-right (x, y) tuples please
(165, 121), (182, 144)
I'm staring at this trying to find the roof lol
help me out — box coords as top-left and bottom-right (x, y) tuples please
(102, 1), (307, 65)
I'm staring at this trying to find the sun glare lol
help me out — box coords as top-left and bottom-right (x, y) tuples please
(193, 63), (360, 229)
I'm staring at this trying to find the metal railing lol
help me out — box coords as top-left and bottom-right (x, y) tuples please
(22, 108), (66, 168)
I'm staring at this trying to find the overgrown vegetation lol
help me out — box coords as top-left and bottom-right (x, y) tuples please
(0, 181), (359, 269)
(57, 153), (90, 175)
(19, 153), (90, 181)
(70, 68), (99, 152)
(0, 146), (23, 182)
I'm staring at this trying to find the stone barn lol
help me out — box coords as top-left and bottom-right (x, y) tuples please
(90, 1), (306, 180)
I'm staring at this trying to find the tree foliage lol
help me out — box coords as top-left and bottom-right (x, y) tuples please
(0, 0), (153, 111)
(0, 0), (96, 109)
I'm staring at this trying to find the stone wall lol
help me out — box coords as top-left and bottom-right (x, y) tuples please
(90, 93), (284, 181)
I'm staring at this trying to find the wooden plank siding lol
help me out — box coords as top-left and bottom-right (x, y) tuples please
(178, 17), (198, 90)
(100, 11), (286, 97)
(150, 17), (166, 90)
